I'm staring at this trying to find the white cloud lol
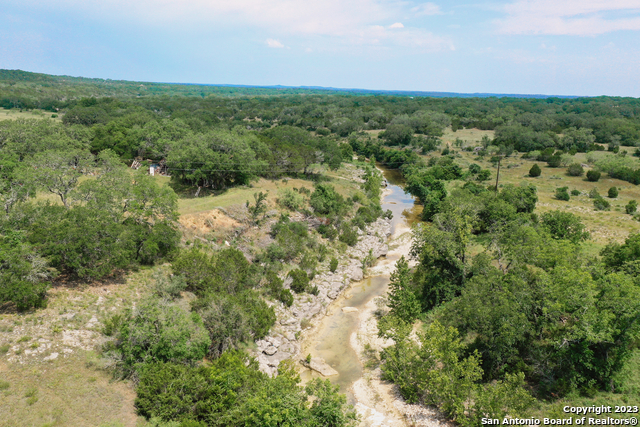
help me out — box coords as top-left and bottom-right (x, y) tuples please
(266, 38), (284, 48)
(10, 0), (452, 52)
(410, 3), (442, 16)
(496, 0), (640, 35)
(389, 22), (404, 29)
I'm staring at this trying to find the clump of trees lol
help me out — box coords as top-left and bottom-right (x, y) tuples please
(378, 179), (640, 418)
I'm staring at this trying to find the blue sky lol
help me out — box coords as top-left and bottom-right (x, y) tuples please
(2, 0), (640, 96)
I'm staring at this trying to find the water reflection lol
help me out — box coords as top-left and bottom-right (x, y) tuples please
(378, 164), (422, 234)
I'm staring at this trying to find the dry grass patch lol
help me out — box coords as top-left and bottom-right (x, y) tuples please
(0, 352), (142, 427)
(0, 107), (61, 122)
(454, 149), (640, 247)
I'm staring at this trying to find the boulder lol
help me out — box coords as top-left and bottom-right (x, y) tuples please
(306, 357), (339, 377)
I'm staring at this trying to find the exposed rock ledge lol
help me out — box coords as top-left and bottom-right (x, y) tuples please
(253, 216), (392, 376)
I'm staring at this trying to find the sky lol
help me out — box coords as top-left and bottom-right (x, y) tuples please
(2, 0), (640, 97)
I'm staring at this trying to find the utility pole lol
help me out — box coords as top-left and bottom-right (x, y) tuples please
(494, 155), (501, 193)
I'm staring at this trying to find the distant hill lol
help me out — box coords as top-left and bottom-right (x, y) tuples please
(0, 68), (579, 99)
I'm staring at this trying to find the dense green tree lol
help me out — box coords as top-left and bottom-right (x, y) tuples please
(309, 183), (345, 216)
(567, 163), (584, 176)
(387, 257), (421, 323)
(109, 297), (211, 377)
(555, 186), (570, 201)
(0, 235), (50, 310)
(528, 163), (541, 177)
(587, 170), (601, 182)
(541, 210), (589, 243)
(168, 129), (264, 190)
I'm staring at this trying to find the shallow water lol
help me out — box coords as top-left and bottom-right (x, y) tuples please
(379, 164), (422, 235)
(299, 165), (419, 402)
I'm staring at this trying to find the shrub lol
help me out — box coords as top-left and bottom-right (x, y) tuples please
(111, 298), (211, 377)
(541, 210), (590, 243)
(589, 188), (600, 199)
(547, 155), (562, 168)
(338, 222), (359, 246)
(329, 257), (339, 272)
(594, 197), (611, 211)
(555, 187), (570, 201)
(195, 291), (275, 357)
(153, 271), (187, 299)
(529, 164), (541, 177)
(310, 183), (345, 216)
(571, 189), (581, 196)
(476, 169), (491, 182)
(317, 224), (338, 241)
(288, 269), (310, 293)
(626, 200), (638, 215)
(469, 164), (481, 174)
(277, 188), (305, 211)
(608, 187), (619, 198)
(265, 271), (293, 307)
(587, 170), (601, 182)
(0, 239), (50, 311)
(567, 163), (584, 176)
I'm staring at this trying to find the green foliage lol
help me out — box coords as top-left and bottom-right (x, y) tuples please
(555, 186), (570, 201)
(529, 163), (541, 177)
(594, 197), (611, 210)
(608, 186), (619, 198)
(246, 191), (268, 224)
(265, 271), (293, 307)
(329, 257), (338, 272)
(567, 163), (584, 176)
(277, 188), (305, 211)
(194, 291), (275, 358)
(173, 247), (258, 295)
(571, 189), (581, 196)
(381, 321), (533, 426)
(338, 222), (359, 246)
(499, 184), (537, 213)
(0, 236), (50, 310)
(309, 183), (345, 216)
(468, 163), (481, 174)
(387, 256), (421, 323)
(110, 298), (211, 377)
(135, 354), (356, 427)
(153, 270), (187, 299)
(587, 169), (601, 182)
(626, 200), (638, 214)
(380, 124), (413, 146)
(547, 155), (562, 168)
(288, 269), (310, 294)
(167, 129), (263, 189)
(541, 210), (590, 243)
(266, 215), (314, 261)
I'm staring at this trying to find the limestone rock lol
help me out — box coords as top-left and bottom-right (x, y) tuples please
(306, 357), (339, 377)
(264, 345), (278, 356)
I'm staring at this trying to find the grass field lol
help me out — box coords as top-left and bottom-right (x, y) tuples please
(0, 107), (61, 122)
(437, 128), (640, 248)
(0, 266), (163, 427)
(173, 163), (366, 216)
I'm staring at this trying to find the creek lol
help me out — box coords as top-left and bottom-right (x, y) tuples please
(299, 164), (420, 403)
